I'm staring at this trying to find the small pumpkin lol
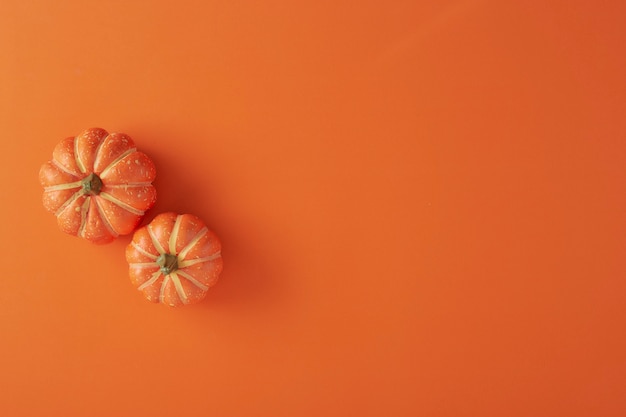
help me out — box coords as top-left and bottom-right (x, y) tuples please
(126, 212), (223, 307)
(39, 128), (157, 244)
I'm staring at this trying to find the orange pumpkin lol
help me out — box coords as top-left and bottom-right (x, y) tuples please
(126, 212), (223, 307)
(39, 128), (157, 244)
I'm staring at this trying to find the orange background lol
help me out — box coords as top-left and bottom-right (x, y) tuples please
(1, 1), (625, 416)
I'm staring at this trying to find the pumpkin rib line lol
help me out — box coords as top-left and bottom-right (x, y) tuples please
(178, 252), (221, 268)
(98, 148), (137, 178)
(77, 198), (91, 238)
(51, 158), (79, 178)
(92, 133), (109, 171)
(73, 135), (86, 174)
(159, 275), (170, 304)
(129, 262), (159, 268)
(131, 241), (158, 260)
(177, 270), (209, 291)
(170, 272), (189, 304)
(169, 215), (182, 255)
(92, 197), (119, 238)
(98, 192), (144, 216)
(138, 270), (162, 291)
(44, 181), (83, 192)
(147, 224), (166, 255)
(54, 189), (85, 217)
(178, 228), (208, 261)
(105, 182), (153, 188)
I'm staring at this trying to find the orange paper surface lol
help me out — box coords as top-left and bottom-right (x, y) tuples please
(1, 1), (624, 416)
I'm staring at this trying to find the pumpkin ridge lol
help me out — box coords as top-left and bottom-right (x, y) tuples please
(73, 135), (87, 174)
(158, 275), (170, 303)
(91, 133), (109, 170)
(147, 224), (166, 254)
(77, 198), (91, 238)
(98, 147), (137, 178)
(98, 192), (144, 216)
(178, 228), (208, 261)
(177, 270), (209, 291)
(169, 215), (183, 255)
(44, 181), (83, 192)
(138, 270), (162, 291)
(51, 157), (80, 178)
(128, 262), (159, 267)
(105, 182), (154, 188)
(92, 197), (118, 238)
(178, 253), (221, 268)
(170, 272), (189, 304)
(131, 242), (158, 260)
(54, 189), (85, 217)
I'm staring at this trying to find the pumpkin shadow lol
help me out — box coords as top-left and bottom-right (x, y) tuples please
(125, 125), (286, 314)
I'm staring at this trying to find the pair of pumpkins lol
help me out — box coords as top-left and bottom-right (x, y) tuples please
(39, 127), (222, 307)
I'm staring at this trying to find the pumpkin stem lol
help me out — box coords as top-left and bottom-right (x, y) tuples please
(82, 173), (103, 195)
(156, 253), (179, 275)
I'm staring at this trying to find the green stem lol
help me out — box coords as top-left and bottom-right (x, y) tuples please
(82, 173), (103, 195)
(156, 253), (179, 275)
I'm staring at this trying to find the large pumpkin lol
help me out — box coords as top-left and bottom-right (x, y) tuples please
(126, 212), (223, 307)
(39, 127), (157, 244)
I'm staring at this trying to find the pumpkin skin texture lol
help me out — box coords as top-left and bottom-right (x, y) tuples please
(39, 128), (157, 244)
(126, 212), (223, 307)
